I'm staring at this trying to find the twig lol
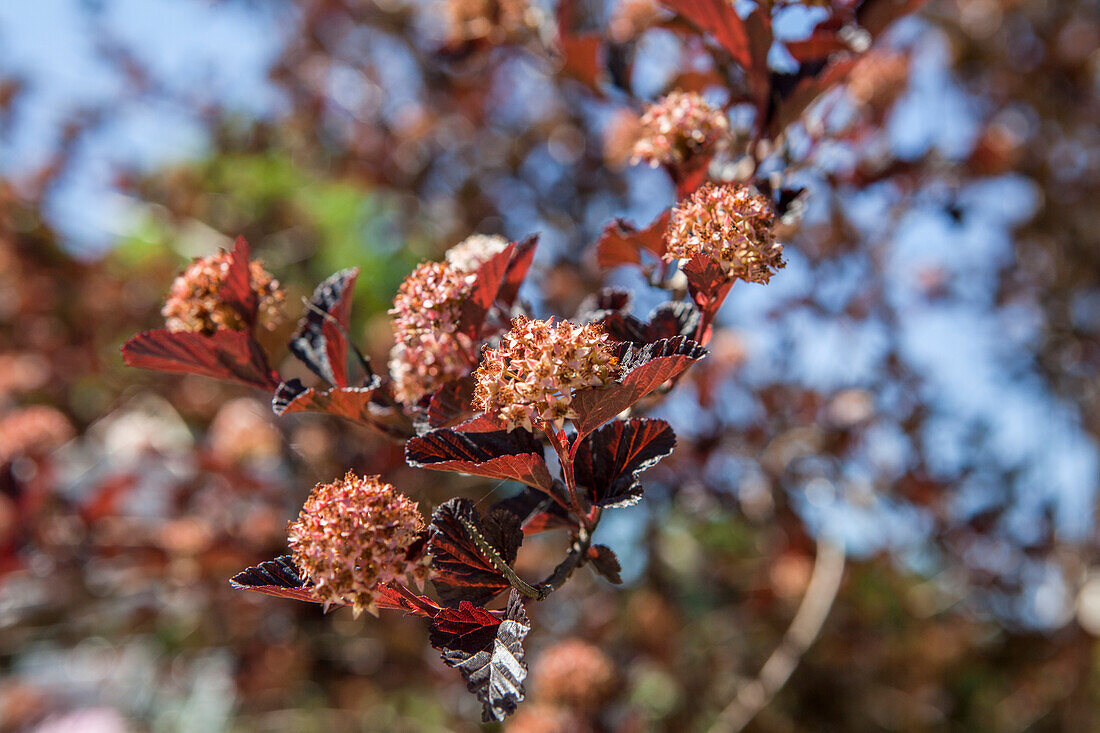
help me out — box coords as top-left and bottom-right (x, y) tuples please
(708, 536), (846, 733)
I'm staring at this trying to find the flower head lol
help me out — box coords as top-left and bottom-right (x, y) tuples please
(665, 183), (785, 284)
(162, 251), (283, 334)
(388, 261), (477, 403)
(287, 472), (428, 616)
(532, 639), (616, 710)
(445, 233), (510, 273)
(474, 317), (619, 431)
(631, 91), (728, 168)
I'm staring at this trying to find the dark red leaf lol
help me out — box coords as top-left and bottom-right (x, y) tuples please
(559, 33), (604, 92)
(424, 377), (477, 429)
(122, 328), (279, 391)
(658, 0), (752, 69)
(588, 544), (623, 584)
(857, 0), (929, 37)
(595, 300), (700, 346)
(429, 591), (529, 722)
(428, 498), (523, 607)
(289, 267), (360, 387)
(454, 413), (513, 433)
(595, 211), (670, 268)
(767, 57), (858, 136)
(645, 301), (701, 342)
(682, 253), (734, 310)
(458, 243), (514, 340)
(407, 428), (554, 494)
(573, 418), (676, 507)
(570, 337), (707, 436)
(785, 32), (849, 64)
(272, 378), (380, 424)
(217, 237), (259, 329)
(492, 487), (577, 535)
(374, 582), (444, 618)
(230, 556), (325, 604)
(497, 235), (538, 309)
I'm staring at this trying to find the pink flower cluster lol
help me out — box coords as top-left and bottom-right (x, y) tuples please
(287, 472), (428, 616)
(162, 250), (283, 334)
(388, 261), (477, 403)
(665, 183), (785, 284)
(474, 317), (620, 431)
(631, 90), (729, 167)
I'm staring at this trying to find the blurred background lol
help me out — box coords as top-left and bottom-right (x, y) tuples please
(0, 0), (1098, 730)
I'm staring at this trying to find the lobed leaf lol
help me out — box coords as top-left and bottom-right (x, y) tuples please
(588, 544), (623, 584)
(374, 583), (444, 619)
(428, 498), (523, 607)
(423, 377), (477, 430)
(406, 428), (554, 494)
(288, 267), (361, 387)
(217, 237), (259, 329)
(498, 235), (538, 309)
(430, 591), (530, 722)
(572, 418), (676, 507)
(272, 378), (380, 424)
(122, 328), (279, 391)
(658, 0), (752, 69)
(229, 555), (325, 604)
(457, 243), (514, 340)
(492, 487), (577, 535)
(595, 211), (670, 269)
(570, 336), (707, 437)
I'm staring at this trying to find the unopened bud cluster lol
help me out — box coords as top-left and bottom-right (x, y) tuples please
(287, 472), (428, 616)
(631, 91), (728, 167)
(665, 183), (785, 284)
(162, 251), (283, 334)
(388, 261), (476, 403)
(474, 317), (619, 431)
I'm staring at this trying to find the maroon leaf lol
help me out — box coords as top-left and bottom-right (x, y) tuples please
(424, 377), (477, 429)
(229, 555), (325, 604)
(454, 413), (513, 433)
(272, 378), (380, 424)
(659, 0), (752, 69)
(588, 544), (623, 584)
(682, 253), (734, 311)
(458, 243), (514, 340)
(428, 498), (523, 607)
(374, 582), (444, 619)
(559, 33), (604, 92)
(492, 487), (577, 535)
(407, 428), (554, 494)
(497, 235), (538, 309)
(289, 267), (360, 387)
(645, 301), (701, 342)
(785, 32), (849, 64)
(217, 237), (259, 329)
(576, 288), (633, 320)
(595, 211), (670, 268)
(122, 328), (279, 391)
(595, 300), (700, 346)
(570, 337), (707, 436)
(573, 418), (676, 507)
(767, 57), (858, 137)
(429, 591), (529, 722)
